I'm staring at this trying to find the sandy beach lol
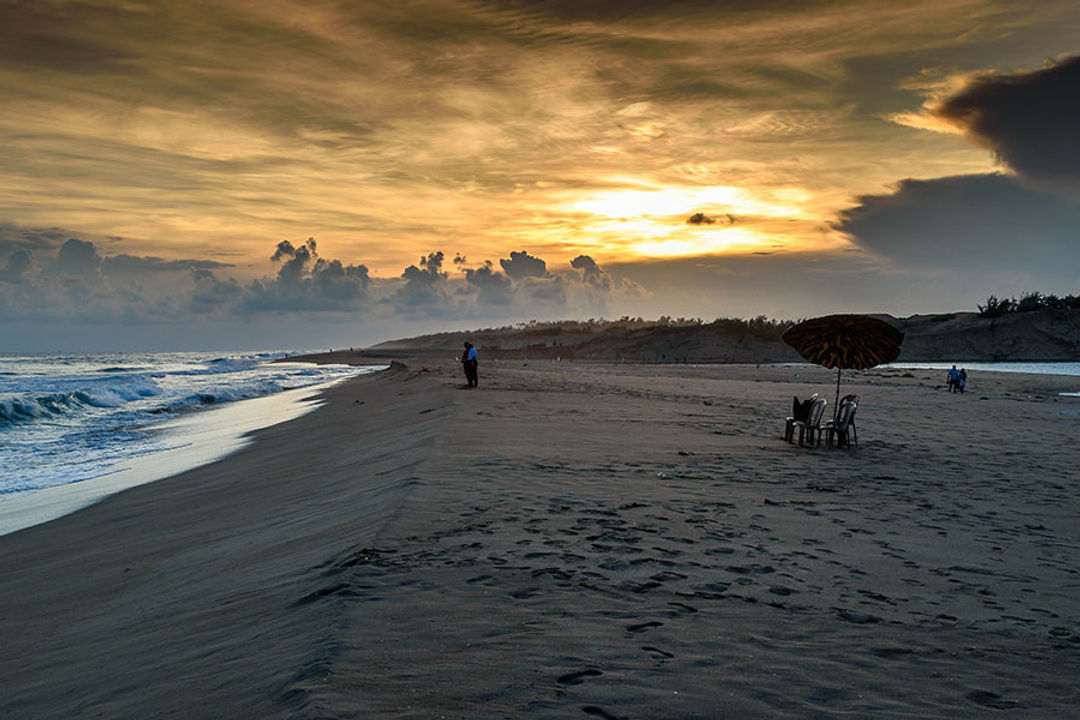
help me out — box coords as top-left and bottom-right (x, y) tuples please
(2, 359), (1079, 718)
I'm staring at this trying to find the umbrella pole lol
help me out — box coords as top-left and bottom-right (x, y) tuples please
(834, 366), (842, 424)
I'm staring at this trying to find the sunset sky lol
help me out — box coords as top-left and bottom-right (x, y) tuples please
(2, 0), (1079, 350)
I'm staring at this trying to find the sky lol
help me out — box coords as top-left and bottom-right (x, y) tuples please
(2, 0), (1079, 350)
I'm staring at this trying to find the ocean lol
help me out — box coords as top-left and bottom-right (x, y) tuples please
(886, 361), (1080, 396)
(0, 351), (381, 534)
(886, 361), (1080, 377)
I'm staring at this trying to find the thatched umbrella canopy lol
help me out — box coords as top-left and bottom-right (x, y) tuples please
(782, 314), (904, 418)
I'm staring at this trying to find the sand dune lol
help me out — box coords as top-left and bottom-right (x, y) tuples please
(2, 359), (1079, 718)
(344, 308), (1080, 364)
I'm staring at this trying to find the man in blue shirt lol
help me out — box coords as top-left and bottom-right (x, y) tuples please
(947, 365), (959, 392)
(462, 342), (479, 387)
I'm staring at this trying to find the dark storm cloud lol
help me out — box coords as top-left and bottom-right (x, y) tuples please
(935, 54), (1080, 185)
(468, 0), (841, 23)
(835, 173), (1080, 276)
(499, 250), (547, 280)
(0, 2), (138, 73)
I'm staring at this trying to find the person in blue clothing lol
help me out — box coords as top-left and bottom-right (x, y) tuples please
(462, 341), (479, 387)
(947, 365), (959, 392)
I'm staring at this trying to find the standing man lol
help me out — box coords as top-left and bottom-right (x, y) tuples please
(947, 365), (959, 392)
(462, 341), (479, 387)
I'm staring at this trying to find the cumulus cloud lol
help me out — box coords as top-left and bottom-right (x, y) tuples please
(516, 274), (568, 306)
(391, 249), (642, 317)
(570, 254), (613, 291)
(271, 237), (317, 284)
(0, 249), (33, 284)
(50, 238), (102, 282)
(246, 236), (370, 311)
(0, 226), (656, 347)
(464, 262), (513, 305)
(189, 267), (244, 315)
(402, 251), (448, 283)
(395, 251), (452, 311)
(835, 173), (1080, 280)
(563, 254), (653, 314)
(932, 54), (1080, 186)
(499, 250), (547, 280)
(0, 224), (70, 256)
(312, 259), (370, 299)
(0, 232), (375, 321)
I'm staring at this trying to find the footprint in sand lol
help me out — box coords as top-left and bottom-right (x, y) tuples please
(726, 564), (776, 575)
(834, 609), (882, 624)
(294, 583), (354, 606)
(966, 690), (1021, 710)
(582, 706), (625, 720)
(621, 580), (663, 594)
(510, 587), (542, 599)
(642, 646), (675, 659)
(557, 669), (602, 686)
(626, 621), (663, 633)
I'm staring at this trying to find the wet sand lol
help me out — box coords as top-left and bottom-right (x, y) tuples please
(2, 359), (1078, 718)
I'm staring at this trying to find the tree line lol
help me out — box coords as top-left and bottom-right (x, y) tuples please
(502, 315), (794, 341)
(977, 291), (1080, 318)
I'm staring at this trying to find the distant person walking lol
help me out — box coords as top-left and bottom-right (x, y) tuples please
(461, 341), (479, 387)
(957, 368), (967, 393)
(947, 365), (959, 393)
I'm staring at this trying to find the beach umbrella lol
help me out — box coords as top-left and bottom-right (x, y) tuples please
(781, 314), (904, 418)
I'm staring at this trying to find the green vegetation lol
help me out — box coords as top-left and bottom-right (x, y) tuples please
(504, 314), (793, 338)
(977, 292), (1080, 318)
(707, 315), (795, 341)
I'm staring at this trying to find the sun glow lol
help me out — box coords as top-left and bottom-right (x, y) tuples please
(628, 227), (772, 257)
(568, 183), (807, 220)
(557, 181), (813, 258)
